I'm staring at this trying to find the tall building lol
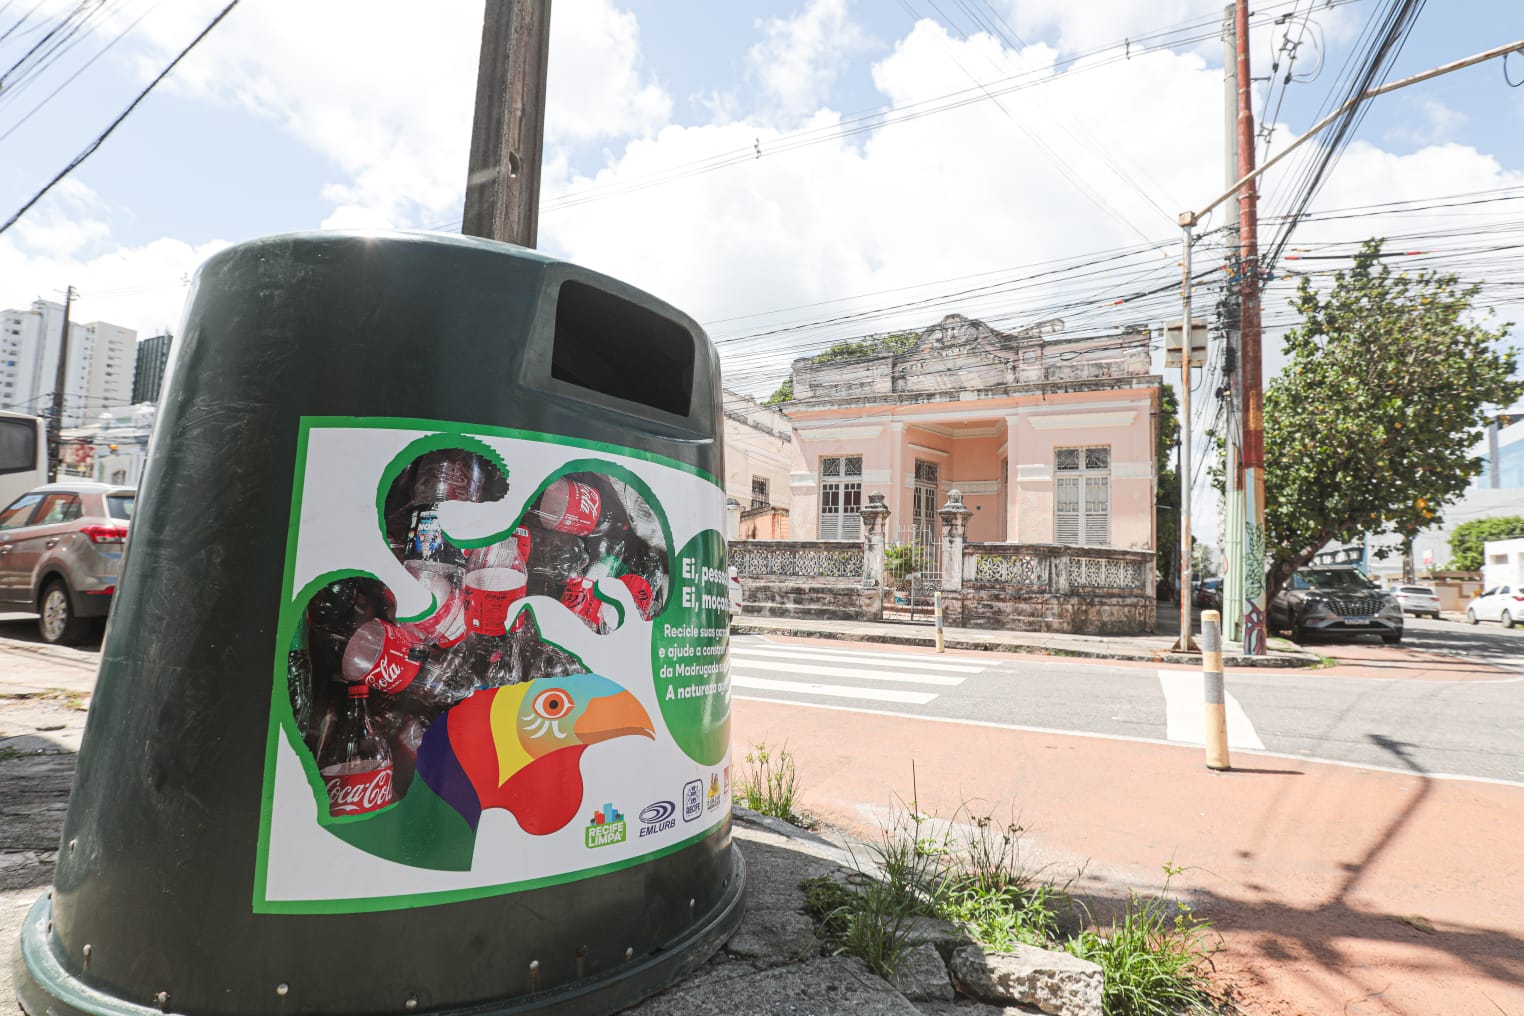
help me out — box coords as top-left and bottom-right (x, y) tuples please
(0, 299), (137, 426)
(132, 333), (173, 404)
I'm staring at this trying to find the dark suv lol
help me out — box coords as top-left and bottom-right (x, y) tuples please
(1269, 566), (1404, 644)
(0, 482), (134, 644)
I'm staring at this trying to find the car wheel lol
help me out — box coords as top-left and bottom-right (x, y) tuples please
(38, 580), (91, 646)
(1292, 623), (1309, 644)
(1505, 611), (1517, 630)
(1382, 632), (1402, 644)
(1466, 609), (1478, 625)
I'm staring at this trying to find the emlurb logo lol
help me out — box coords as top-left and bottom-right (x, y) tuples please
(585, 803), (627, 848)
(638, 800), (677, 838)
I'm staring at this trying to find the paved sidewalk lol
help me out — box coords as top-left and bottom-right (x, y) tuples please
(731, 610), (1324, 668)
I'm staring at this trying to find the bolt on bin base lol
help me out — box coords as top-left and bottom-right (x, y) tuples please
(15, 852), (746, 1016)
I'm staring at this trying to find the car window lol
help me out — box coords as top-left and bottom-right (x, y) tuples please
(31, 493), (82, 525)
(106, 494), (135, 520)
(1480, 587), (1497, 597)
(1299, 569), (1377, 592)
(1400, 587), (1434, 595)
(0, 492), (44, 530)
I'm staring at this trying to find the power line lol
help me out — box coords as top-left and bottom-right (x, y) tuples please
(0, 0), (240, 239)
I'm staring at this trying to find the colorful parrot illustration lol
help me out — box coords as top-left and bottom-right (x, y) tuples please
(415, 673), (655, 835)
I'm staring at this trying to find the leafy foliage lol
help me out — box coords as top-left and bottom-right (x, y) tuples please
(1263, 239), (1522, 599)
(884, 541), (926, 586)
(765, 332), (921, 404)
(1448, 515), (1524, 572)
(738, 741), (806, 825)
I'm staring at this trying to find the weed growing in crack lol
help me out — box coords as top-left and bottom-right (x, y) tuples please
(738, 741), (807, 825)
(1065, 864), (1218, 1016)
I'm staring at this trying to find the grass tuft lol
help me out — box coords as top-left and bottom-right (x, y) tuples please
(738, 741), (808, 826)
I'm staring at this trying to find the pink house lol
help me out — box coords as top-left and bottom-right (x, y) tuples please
(782, 315), (1160, 557)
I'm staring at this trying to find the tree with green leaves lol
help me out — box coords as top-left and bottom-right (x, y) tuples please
(1448, 515), (1524, 572)
(1262, 239), (1522, 601)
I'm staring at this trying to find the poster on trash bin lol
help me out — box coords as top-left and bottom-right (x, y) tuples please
(254, 417), (733, 914)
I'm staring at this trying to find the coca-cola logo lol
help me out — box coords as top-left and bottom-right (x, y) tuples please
(324, 766), (394, 815)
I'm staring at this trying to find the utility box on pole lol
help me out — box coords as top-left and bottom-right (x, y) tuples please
(1164, 320), (1209, 368)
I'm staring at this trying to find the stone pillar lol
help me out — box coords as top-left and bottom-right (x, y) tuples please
(858, 491), (891, 588)
(938, 490), (971, 591)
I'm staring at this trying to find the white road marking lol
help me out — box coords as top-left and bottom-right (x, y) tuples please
(730, 675), (939, 705)
(738, 638), (991, 669)
(731, 645), (985, 673)
(1157, 670), (1265, 750)
(729, 659), (965, 686)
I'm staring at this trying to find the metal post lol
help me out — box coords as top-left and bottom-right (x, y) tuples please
(1201, 609), (1230, 770)
(934, 591), (944, 653)
(1173, 219), (1198, 653)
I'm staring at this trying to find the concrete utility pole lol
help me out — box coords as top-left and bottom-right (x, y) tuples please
(1234, 0), (1268, 656)
(46, 285), (76, 482)
(1179, 28), (1524, 649)
(462, 1), (552, 247)
(1221, 3), (1246, 644)
(1173, 222), (1199, 653)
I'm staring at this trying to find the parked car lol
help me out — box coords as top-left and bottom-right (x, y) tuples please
(1466, 585), (1523, 628)
(1268, 566), (1404, 644)
(0, 482), (134, 644)
(728, 566), (744, 614)
(1390, 584), (1442, 620)
(1193, 578), (1222, 609)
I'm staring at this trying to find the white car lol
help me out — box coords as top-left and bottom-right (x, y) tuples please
(1466, 584), (1524, 628)
(1391, 585), (1442, 620)
(728, 566), (743, 614)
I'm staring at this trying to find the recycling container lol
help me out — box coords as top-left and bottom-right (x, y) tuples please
(14, 231), (744, 1016)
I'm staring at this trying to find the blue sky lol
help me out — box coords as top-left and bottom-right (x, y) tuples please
(2, 0), (1522, 405)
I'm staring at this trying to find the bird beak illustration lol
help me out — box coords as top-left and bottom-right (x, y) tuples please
(575, 689), (656, 744)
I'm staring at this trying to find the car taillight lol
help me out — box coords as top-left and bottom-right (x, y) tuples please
(81, 524), (128, 544)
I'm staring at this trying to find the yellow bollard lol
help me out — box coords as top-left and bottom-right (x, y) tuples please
(1202, 609), (1230, 770)
(934, 591), (945, 653)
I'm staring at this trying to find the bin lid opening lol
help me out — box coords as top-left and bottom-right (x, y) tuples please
(552, 281), (695, 419)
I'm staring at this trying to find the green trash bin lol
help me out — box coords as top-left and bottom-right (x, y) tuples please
(14, 232), (744, 1016)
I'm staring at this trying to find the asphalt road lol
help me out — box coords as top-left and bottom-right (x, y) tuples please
(731, 623), (1524, 785)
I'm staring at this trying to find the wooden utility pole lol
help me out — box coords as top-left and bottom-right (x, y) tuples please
(46, 286), (76, 482)
(1234, 0), (1268, 655)
(462, 1), (552, 246)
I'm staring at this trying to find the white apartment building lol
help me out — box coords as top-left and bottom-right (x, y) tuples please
(0, 300), (137, 426)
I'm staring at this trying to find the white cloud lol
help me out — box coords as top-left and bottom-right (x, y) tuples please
(746, 0), (872, 118)
(116, 0), (669, 231)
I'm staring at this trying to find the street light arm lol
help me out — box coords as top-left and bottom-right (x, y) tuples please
(1185, 36), (1524, 225)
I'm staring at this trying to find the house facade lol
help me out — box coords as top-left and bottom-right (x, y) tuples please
(781, 315), (1160, 556)
(721, 390), (793, 540)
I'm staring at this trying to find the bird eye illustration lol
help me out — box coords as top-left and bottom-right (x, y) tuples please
(533, 689), (575, 720)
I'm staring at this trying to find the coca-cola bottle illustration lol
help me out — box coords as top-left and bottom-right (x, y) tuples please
(387, 713), (428, 797)
(529, 475), (631, 539)
(463, 541), (529, 636)
(560, 554), (627, 633)
(341, 618), (430, 693)
(616, 539), (668, 621)
(287, 618), (316, 751)
(412, 448), (488, 504)
(606, 476), (664, 545)
(318, 684), (394, 817)
(306, 578), (384, 677)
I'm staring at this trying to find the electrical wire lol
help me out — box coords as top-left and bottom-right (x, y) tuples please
(0, 0), (241, 239)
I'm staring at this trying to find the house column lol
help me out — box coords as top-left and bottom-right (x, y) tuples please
(858, 491), (891, 588)
(938, 489), (971, 591)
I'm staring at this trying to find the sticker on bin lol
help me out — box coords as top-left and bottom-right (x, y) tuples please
(257, 418), (733, 914)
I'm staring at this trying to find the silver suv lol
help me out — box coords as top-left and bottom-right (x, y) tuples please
(0, 482), (135, 644)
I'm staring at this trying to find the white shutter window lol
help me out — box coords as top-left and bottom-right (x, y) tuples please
(819, 456), (863, 541)
(1054, 446), (1110, 547)
(1055, 476), (1081, 544)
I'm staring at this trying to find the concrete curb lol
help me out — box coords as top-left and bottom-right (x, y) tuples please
(730, 620), (1323, 669)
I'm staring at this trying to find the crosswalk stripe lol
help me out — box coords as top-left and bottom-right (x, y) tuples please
(1157, 670), (1265, 750)
(729, 660), (964, 686)
(731, 675), (939, 705)
(737, 639), (989, 668)
(730, 646), (985, 673)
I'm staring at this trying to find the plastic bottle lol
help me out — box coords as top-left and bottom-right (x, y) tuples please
(529, 475), (630, 538)
(463, 541), (529, 637)
(341, 618), (430, 693)
(317, 684), (393, 817)
(400, 559), (468, 647)
(287, 618), (316, 750)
